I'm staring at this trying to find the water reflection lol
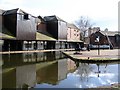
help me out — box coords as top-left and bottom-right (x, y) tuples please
(2, 51), (65, 69)
(1, 51), (119, 88)
(75, 63), (94, 82)
(16, 64), (36, 88)
(35, 62), (118, 88)
(2, 51), (67, 88)
(2, 64), (36, 88)
(73, 63), (118, 88)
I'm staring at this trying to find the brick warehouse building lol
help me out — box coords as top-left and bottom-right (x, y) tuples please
(89, 30), (120, 49)
(0, 8), (83, 51)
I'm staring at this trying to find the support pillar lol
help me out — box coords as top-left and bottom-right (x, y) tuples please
(60, 42), (62, 49)
(34, 41), (37, 50)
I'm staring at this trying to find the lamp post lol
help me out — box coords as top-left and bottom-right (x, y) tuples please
(95, 36), (100, 55)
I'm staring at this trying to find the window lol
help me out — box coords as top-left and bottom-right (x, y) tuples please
(25, 43), (32, 48)
(41, 42), (43, 45)
(24, 14), (29, 20)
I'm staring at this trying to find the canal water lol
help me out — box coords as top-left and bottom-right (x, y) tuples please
(1, 51), (119, 88)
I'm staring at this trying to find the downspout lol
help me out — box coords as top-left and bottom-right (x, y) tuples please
(105, 33), (113, 49)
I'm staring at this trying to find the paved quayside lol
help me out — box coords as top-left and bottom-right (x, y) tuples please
(62, 49), (120, 63)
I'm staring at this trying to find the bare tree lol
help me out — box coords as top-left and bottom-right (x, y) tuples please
(75, 16), (94, 41)
(104, 28), (108, 31)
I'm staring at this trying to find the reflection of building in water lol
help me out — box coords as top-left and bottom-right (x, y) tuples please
(2, 54), (24, 68)
(67, 59), (77, 73)
(0, 57), (2, 89)
(36, 58), (77, 85)
(2, 52), (76, 88)
(2, 68), (16, 88)
(0, 66), (2, 89)
(23, 52), (45, 62)
(36, 59), (68, 85)
(36, 61), (59, 85)
(55, 51), (64, 60)
(16, 64), (36, 88)
(2, 51), (66, 68)
(23, 52), (65, 62)
(23, 53), (36, 62)
(2, 64), (36, 88)
(58, 59), (68, 81)
(45, 52), (56, 61)
(23, 51), (65, 63)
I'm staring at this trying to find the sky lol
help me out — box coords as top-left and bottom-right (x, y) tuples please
(0, 0), (119, 31)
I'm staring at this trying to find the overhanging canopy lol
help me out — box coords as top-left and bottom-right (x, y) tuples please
(36, 32), (56, 41)
(0, 27), (16, 40)
(0, 33), (16, 40)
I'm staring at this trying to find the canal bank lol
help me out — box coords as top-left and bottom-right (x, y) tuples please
(0, 49), (74, 54)
(62, 49), (120, 62)
(97, 83), (120, 89)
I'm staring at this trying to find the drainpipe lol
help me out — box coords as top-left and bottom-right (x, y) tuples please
(8, 42), (10, 52)
(27, 41), (29, 51)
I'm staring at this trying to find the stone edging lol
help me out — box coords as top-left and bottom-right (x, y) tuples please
(62, 52), (120, 63)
